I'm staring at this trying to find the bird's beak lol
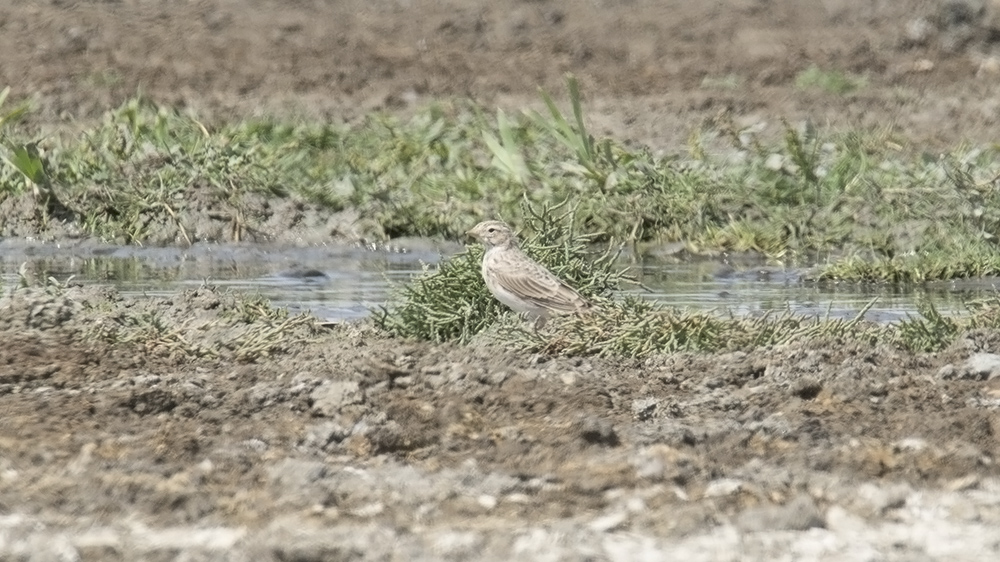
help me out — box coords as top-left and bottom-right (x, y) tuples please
(465, 228), (476, 238)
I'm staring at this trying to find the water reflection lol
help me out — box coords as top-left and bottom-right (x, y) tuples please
(1, 240), (997, 323)
(0, 241), (448, 321)
(627, 259), (999, 323)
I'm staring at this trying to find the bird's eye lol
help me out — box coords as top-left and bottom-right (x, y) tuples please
(487, 228), (495, 233)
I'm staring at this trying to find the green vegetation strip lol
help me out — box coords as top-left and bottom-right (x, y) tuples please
(3, 79), (1000, 282)
(2, 203), (993, 359)
(377, 204), (1000, 356)
(1, 277), (321, 362)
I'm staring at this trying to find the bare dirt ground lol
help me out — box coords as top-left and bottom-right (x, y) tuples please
(6, 0), (1000, 149)
(4, 1), (1000, 560)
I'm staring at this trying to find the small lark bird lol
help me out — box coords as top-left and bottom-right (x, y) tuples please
(466, 220), (592, 328)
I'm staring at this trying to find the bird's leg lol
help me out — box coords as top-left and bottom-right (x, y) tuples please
(515, 312), (537, 333)
(532, 315), (547, 332)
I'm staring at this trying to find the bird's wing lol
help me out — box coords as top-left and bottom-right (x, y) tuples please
(491, 265), (590, 315)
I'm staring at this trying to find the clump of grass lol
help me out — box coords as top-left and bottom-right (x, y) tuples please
(700, 74), (743, 90)
(0, 87), (77, 224)
(0, 272), (83, 331)
(897, 300), (960, 352)
(795, 65), (866, 94)
(372, 244), (501, 343)
(897, 295), (1000, 352)
(81, 286), (319, 361)
(519, 296), (726, 357)
(816, 248), (1000, 283)
(508, 297), (888, 357)
(1, 96), (304, 244)
(1, 275), (318, 361)
(374, 201), (627, 342)
(94, 308), (201, 356)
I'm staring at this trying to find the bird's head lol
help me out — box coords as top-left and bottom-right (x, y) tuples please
(466, 220), (517, 249)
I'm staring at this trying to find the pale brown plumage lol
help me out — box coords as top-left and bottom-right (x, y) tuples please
(466, 220), (591, 327)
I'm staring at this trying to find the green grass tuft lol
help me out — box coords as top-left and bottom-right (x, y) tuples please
(374, 201), (628, 342)
(505, 296), (888, 357)
(795, 65), (866, 94)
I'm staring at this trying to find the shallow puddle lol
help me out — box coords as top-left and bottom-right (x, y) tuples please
(1, 240), (997, 323)
(632, 258), (1000, 323)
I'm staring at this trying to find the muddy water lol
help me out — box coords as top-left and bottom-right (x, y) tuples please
(633, 258), (1000, 323)
(0, 239), (454, 321)
(0, 240), (996, 322)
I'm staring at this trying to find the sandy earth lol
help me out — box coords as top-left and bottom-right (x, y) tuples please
(4, 0), (1000, 560)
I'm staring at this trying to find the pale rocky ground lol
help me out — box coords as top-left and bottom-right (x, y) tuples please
(2, 285), (1000, 560)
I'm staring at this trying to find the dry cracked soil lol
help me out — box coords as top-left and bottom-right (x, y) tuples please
(4, 0), (1000, 560)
